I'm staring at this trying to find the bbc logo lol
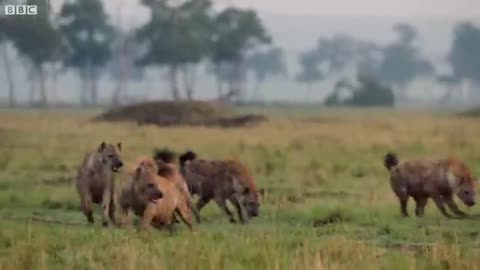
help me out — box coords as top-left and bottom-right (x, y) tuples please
(4, 5), (38, 15)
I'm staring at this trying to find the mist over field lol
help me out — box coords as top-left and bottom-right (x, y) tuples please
(1, 0), (480, 105)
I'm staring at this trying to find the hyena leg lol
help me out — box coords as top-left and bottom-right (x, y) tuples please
(431, 195), (451, 218)
(395, 187), (410, 217)
(166, 222), (177, 234)
(215, 198), (236, 223)
(120, 206), (132, 228)
(108, 196), (116, 225)
(229, 196), (247, 224)
(101, 189), (113, 227)
(80, 194), (94, 224)
(171, 213), (180, 224)
(140, 204), (156, 230)
(195, 197), (210, 213)
(444, 195), (468, 217)
(414, 197), (428, 217)
(398, 195), (409, 217)
(175, 203), (193, 231)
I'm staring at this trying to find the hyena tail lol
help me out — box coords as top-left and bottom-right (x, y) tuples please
(384, 152), (399, 170)
(179, 150), (197, 168)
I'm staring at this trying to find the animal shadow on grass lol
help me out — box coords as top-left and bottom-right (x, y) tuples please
(313, 210), (349, 227)
(467, 213), (480, 220)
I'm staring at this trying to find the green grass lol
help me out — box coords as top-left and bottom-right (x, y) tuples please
(1, 109), (480, 269)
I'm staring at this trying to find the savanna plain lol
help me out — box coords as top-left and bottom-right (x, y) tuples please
(1, 108), (480, 270)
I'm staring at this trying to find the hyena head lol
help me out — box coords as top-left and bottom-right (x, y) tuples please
(456, 175), (476, 207)
(98, 142), (123, 172)
(242, 187), (264, 218)
(133, 161), (163, 204)
(449, 159), (476, 207)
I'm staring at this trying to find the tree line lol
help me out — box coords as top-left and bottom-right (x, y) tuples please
(0, 0), (479, 107)
(297, 22), (480, 106)
(0, 0), (286, 107)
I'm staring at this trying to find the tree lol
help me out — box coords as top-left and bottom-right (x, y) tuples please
(210, 7), (271, 102)
(299, 26), (433, 102)
(177, 0), (213, 100)
(7, 0), (64, 106)
(296, 49), (323, 88)
(316, 34), (357, 74)
(373, 23), (434, 99)
(247, 46), (287, 100)
(110, 31), (145, 105)
(59, 0), (114, 106)
(314, 34), (380, 76)
(109, 31), (144, 105)
(296, 33), (379, 95)
(436, 75), (462, 103)
(448, 22), (480, 93)
(137, 0), (214, 100)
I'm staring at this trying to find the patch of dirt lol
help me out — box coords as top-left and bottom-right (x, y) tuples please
(286, 195), (306, 204)
(94, 101), (267, 128)
(304, 190), (360, 199)
(42, 176), (73, 186)
(214, 114), (267, 128)
(381, 241), (430, 253)
(3, 215), (86, 227)
(313, 210), (348, 227)
(301, 116), (343, 124)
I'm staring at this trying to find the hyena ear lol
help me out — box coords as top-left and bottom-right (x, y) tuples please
(134, 167), (141, 180)
(98, 142), (106, 152)
(258, 188), (265, 196)
(117, 142), (122, 151)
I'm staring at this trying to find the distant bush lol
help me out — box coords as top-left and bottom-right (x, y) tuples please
(325, 74), (394, 107)
(458, 107), (480, 117)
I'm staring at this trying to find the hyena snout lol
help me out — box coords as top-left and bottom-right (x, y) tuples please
(111, 159), (124, 172)
(249, 209), (259, 217)
(245, 202), (259, 217)
(147, 184), (163, 203)
(465, 199), (476, 207)
(458, 190), (476, 207)
(151, 190), (163, 202)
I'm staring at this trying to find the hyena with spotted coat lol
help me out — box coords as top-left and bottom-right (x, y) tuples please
(75, 142), (123, 226)
(119, 158), (193, 231)
(384, 152), (476, 218)
(179, 151), (263, 224)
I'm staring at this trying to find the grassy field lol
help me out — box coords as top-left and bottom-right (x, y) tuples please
(1, 108), (480, 269)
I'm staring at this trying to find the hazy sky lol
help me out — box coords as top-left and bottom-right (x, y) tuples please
(221, 0), (480, 19)
(99, 0), (480, 20)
